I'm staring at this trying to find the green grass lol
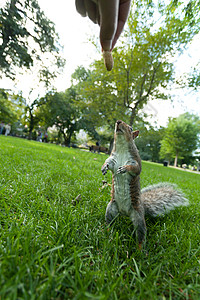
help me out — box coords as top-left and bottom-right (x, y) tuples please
(0, 136), (200, 300)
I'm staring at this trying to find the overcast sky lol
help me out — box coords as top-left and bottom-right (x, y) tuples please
(1, 0), (200, 126)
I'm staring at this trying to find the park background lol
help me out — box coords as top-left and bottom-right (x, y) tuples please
(0, 1), (200, 298)
(0, 0), (200, 169)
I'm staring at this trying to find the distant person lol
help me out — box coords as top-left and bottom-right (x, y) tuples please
(43, 131), (48, 143)
(75, 0), (132, 52)
(37, 131), (43, 142)
(5, 123), (11, 136)
(0, 121), (4, 134)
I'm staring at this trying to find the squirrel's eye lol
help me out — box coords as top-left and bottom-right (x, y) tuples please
(129, 126), (133, 132)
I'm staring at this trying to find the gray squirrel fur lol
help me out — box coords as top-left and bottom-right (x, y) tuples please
(141, 182), (188, 217)
(101, 120), (189, 245)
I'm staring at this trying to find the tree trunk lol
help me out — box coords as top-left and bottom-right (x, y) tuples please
(28, 130), (32, 140)
(174, 152), (178, 167)
(129, 99), (142, 127)
(61, 131), (70, 147)
(65, 135), (71, 147)
(62, 130), (73, 147)
(28, 109), (34, 140)
(129, 110), (135, 127)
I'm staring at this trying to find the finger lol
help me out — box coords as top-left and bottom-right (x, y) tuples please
(111, 0), (132, 50)
(84, 0), (99, 24)
(75, 0), (87, 17)
(99, 0), (120, 51)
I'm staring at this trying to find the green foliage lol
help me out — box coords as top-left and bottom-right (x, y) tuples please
(0, 0), (65, 82)
(37, 89), (79, 146)
(0, 136), (200, 299)
(23, 98), (42, 139)
(0, 89), (25, 124)
(71, 66), (123, 141)
(74, 0), (200, 127)
(160, 113), (200, 166)
(188, 63), (200, 90)
(37, 87), (98, 146)
(72, 65), (126, 128)
(170, 0), (200, 27)
(136, 126), (164, 162)
(0, 90), (15, 123)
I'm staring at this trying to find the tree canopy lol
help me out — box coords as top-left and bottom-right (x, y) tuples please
(36, 88), (99, 146)
(135, 126), (165, 162)
(0, 89), (25, 123)
(0, 0), (65, 83)
(72, 0), (200, 127)
(160, 113), (200, 166)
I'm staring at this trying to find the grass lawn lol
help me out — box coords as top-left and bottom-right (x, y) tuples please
(0, 136), (200, 299)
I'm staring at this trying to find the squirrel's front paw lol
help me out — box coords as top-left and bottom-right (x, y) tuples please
(116, 166), (127, 174)
(101, 164), (108, 175)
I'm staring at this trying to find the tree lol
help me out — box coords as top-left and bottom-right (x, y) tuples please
(160, 113), (199, 166)
(188, 63), (200, 91)
(71, 66), (114, 140)
(0, 89), (25, 124)
(135, 126), (164, 162)
(0, 0), (65, 83)
(24, 98), (41, 139)
(37, 88), (85, 146)
(176, 0), (200, 26)
(72, 64), (136, 129)
(78, 0), (200, 127)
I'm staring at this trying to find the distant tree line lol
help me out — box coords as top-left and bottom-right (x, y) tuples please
(1, 86), (199, 168)
(0, 0), (200, 168)
(135, 113), (200, 167)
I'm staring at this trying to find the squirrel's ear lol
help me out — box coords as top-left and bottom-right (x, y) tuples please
(132, 130), (139, 139)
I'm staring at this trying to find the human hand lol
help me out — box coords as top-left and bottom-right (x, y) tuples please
(75, 0), (132, 51)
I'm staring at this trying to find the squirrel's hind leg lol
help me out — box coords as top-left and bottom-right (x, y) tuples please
(130, 208), (146, 246)
(105, 201), (119, 225)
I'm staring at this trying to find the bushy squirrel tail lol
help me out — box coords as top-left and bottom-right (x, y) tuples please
(141, 183), (189, 217)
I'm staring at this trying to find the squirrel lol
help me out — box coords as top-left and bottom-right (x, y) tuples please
(101, 120), (189, 248)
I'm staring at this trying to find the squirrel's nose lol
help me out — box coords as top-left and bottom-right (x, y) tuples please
(116, 120), (122, 125)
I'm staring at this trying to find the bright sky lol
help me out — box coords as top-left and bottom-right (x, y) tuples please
(38, 0), (101, 88)
(1, 0), (200, 127)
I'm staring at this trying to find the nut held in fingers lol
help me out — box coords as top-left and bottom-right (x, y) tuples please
(103, 51), (114, 71)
